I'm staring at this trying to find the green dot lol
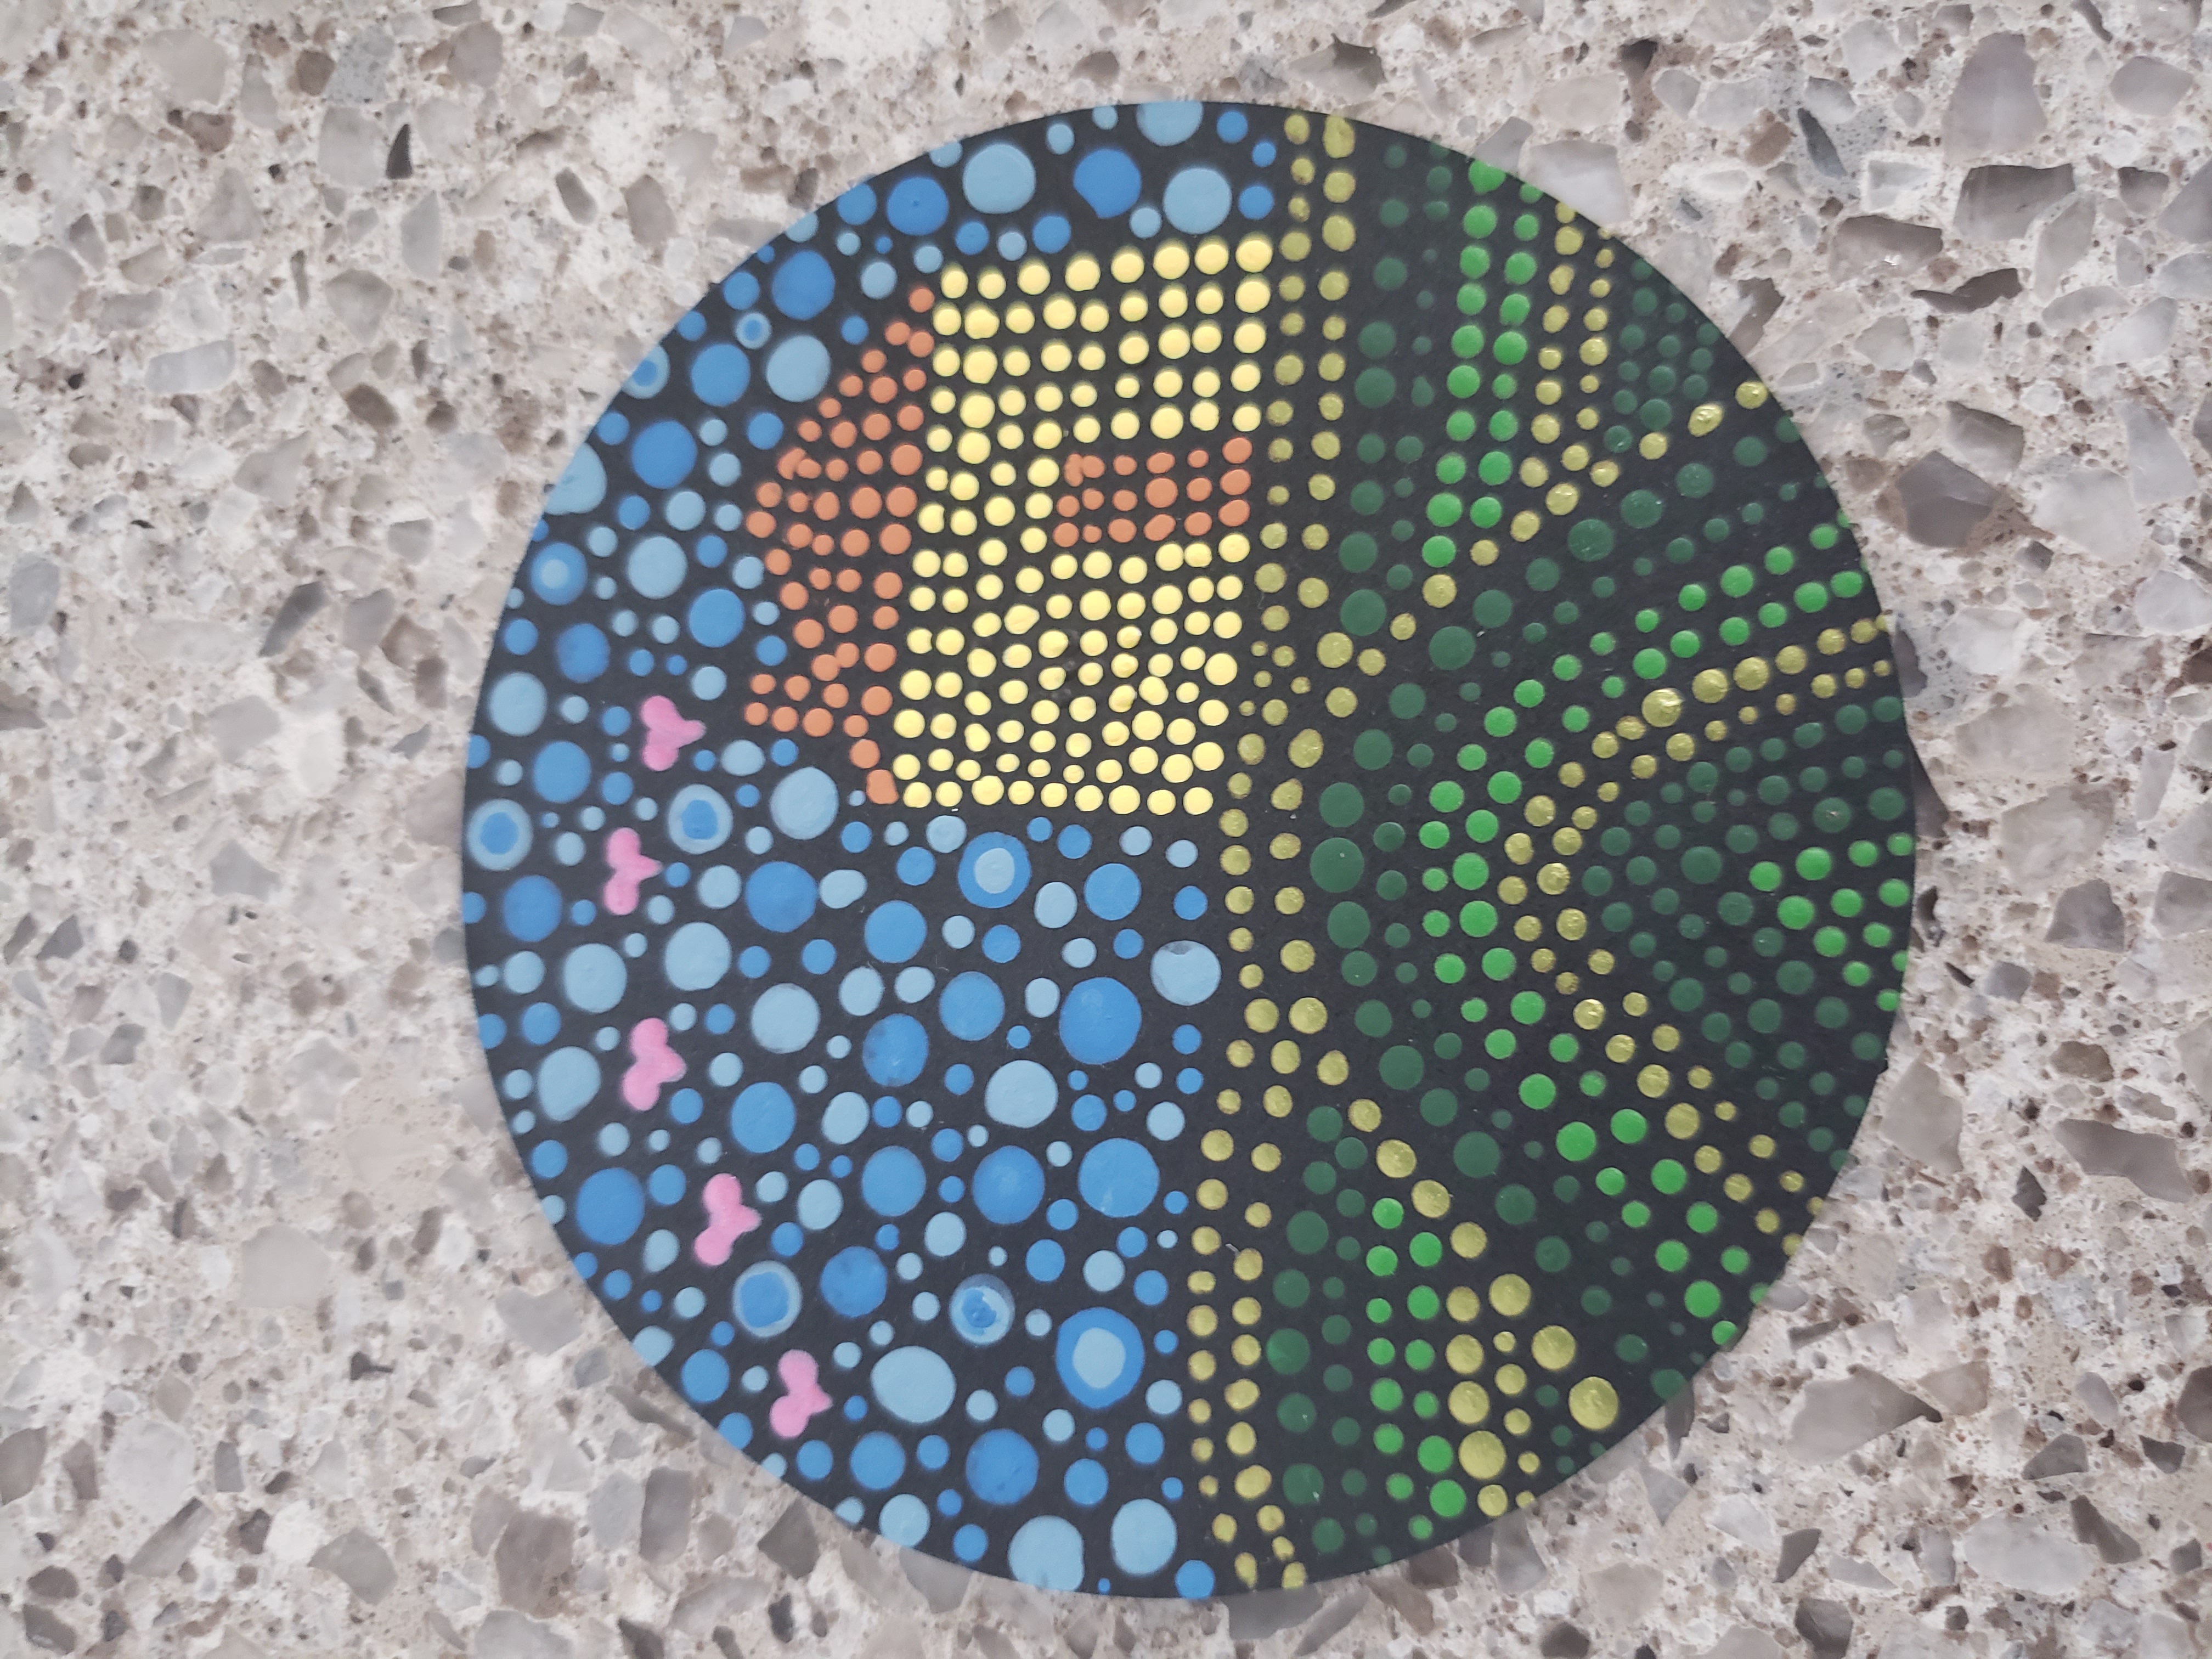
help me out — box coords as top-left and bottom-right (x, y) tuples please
(1278, 1395), (1318, 1435)
(1488, 771), (1522, 804)
(1686, 1201), (1719, 1234)
(1684, 1280), (1723, 1318)
(1495, 1184), (1537, 1224)
(1355, 730), (1396, 769)
(1313, 1517), (1346, 1552)
(1311, 837), (1368, 894)
(1519, 1072), (1557, 1109)
(1319, 783), (1367, 828)
(1510, 991), (1546, 1024)
(1749, 861), (1782, 892)
(1655, 1239), (1691, 1272)
(1778, 895), (1816, 928)
(1764, 544), (1796, 575)
(1632, 647), (1667, 679)
(1328, 901), (1372, 947)
(1556, 1122), (1598, 1161)
(1795, 580), (1830, 612)
(1267, 1329), (1313, 1375)
(1610, 1108), (1648, 1143)
(1430, 1479), (1468, 1518)
(1651, 1159), (1688, 1194)
(1288, 1211), (1331, 1253)
(1381, 1046), (1425, 1090)
(1622, 490), (1663, 528)
(1454, 1132), (1501, 1178)
(1354, 366), (1398, 408)
(1342, 589), (1389, 635)
(1429, 624), (1475, 667)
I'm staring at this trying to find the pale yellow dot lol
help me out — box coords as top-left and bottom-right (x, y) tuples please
(1530, 1326), (1577, 1371)
(1488, 1274), (1531, 1318)
(1568, 1376), (1621, 1430)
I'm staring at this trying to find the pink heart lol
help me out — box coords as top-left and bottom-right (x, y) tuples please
(768, 1350), (832, 1440)
(621, 1018), (686, 1112)
(694, 1173), (760, 1266)
(640, 695), (706, 772)
(602, 827), (661, 917)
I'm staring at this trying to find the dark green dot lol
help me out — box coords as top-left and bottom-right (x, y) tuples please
(1355, 730), (1396, 769)
(1312, 837), (1368, 894)
(1342, 589), (1388, 635)
(1494, 1184), (1537, 1224)
(1380, 1046), (1425, 1090)
(1267, 1329), (1313, 1375)
(1328, 901), (1372, 947)
(1319, 782), (1366, 827)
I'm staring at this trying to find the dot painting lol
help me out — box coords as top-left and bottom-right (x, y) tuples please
(462, 104), (1916, 1598)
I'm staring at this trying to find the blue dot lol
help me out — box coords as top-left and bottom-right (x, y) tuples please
(532, 741), (591, 803)
(555, 624), (609, 682)
(647, 1164), (686, 1205)
(1238, 183), (1276, 219)
(730, 1081), (797, 1154)
(897, 847), (937, 885)
(965, 1429), (1039, 1505)
(529, 542), (587, 603)
(502, 876), (562, 941)
(1173, 885), (1207, 919)
(1077, 1138), (1160, 1217)
(952, 1524), (986, 1563)
(1217, 110), (1249, 142)
(1032, 213), (1070, 253)
(972, 1146), (1045, 1224)
(630, 421), (697, 489)
(1126, 1423), (1164, 1464)
(938, 972), (1006, 1041)
(982, 926), (1020, 963)
(574, 1169), (645, 1244)
(865, 900), (928, 962)
(863, 1013), (929, 1086)
(850, 1431), (905, 1491)
(796, 1441), (833, 1481)
(745, 862), (819, 932)
(770, 249), (836, 320)
(1136, 101), (1204, 145)
(528, 1138), (564, 1177)
(861, 1146), (927, 1217)
(746, 410), (784, 448)
(1175, 1561), (1215, 1598)
(721, 270), (760, 309)
(689, 342), (751, 406)
(957, 832), (1031, 909)
(821, 1247), (888, 1316)
(681, 1350), (730, 1403)
(885, 174), (950, 234)
(1058, 977), (1142, 1064)
(1073, 149), (1142, 217)
(1057, 824), (1093, 859)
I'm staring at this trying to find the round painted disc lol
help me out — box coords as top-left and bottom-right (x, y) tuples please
(461, 101), (1915, 1598)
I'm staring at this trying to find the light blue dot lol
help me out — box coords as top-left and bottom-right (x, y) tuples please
(961, 142), (1037, 213)
(836, 183), (878, 224)
(1006, 1515), (1084, 1591)
(984, 1059), (1057, 1128)
(1082, 863), (1141, 921)
(860, 259), (896, 299)
(1046, 122), (1074, 154)
(664, 921), (731, 991)
(749, 984), (819, 1054)
(545, 445), (607, 514)
(1149, 941), (1221, 1006)
(626, 535), (686, 599)
(1135, 101), (1204, 145)
(529, 541), (588, 602)
(1163, 166), (1232, 233)
(488, 672), (546, 736)
(764, 335), (831, 402)
(971, 1146), (1045, 1224)
(1064, 1459), (1109, 1506)
(769, 767), (839, 839)
(872, 1347), (956, 1424)
(1078, 1138), (1160, 1217)
(537, 1049), (601, 1120)
(561, 944), (627, 1013)
(879, 1493), (929, 1545)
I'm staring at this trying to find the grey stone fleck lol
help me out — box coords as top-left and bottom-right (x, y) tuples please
(128, 1498), (213, 1576)
(1944, 33), (2046, 157)
(639, 1466), (692, 1562)
(0, 1427), (46, 1504)
(1879, 1059), (1964, 1172)
(2023, 1433), (2089, 1479)
(312, 1527), (397, 1602)
(147, 339), (235, 397)
(208, 695), (279, 762)
(9, 556), (58, 634)
(1791, 1369), (1939, 1459)
(494, 1510), (575, 1615)
(756, 1500), (817, 1578)
(1776, 1527), (1820, 1582)
(1489, 1510), (1548, 1593)
(1793, 1599), (1852, 1659)
(21, 1605), (77, 1654)
(2053, 1120), (2197, 1200)
(1227, 1588), (1323, 1639)
(2113, 55), (2193, 115)
(1956, 164), (2074, 240)
(1960, 1513), (2091, 1593)
(625, 176), (674, 250)
(238, 1222), (328, 1305)
(144, 28), (230, 103)
(2179, 1367), (2212, 1440)
(194, 168), (263, 244)
(1893, 452), (1996, 546)
(452, 22), (505, 87)
(327, 269), (394, 342)
(319, 108), (386, 189)
(473, 1610), (573, 1659)
(2046, 881), (2126, 950)
(494, 1287), (582, 1355)
(898, 1547), (970, 1612)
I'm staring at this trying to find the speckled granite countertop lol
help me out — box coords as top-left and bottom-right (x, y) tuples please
(1, 1), (2209, 1655)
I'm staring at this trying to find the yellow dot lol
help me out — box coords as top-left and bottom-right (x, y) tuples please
(1411, 1179), (1451, 1217)
(1458, 1431), (1505, 1480)
(1451, 1222), (1487, 1259)
(1736, 379), (1769, 408)
(1449, 1380), (1490, 1424)
(1488, 1274), (1531, 1317)
(1477, 1483), (1510, 1517)
(1531, 1326), (1577, 1370)
(1568, 1376), (1621, 1430)
(1687, 402), (1725, 436)
(1666, 1102), (1701, 1139)
(1637, 1065), (1671, 1099)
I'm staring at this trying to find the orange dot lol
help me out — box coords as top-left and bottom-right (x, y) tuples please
(861, 681), (894, 709)
(1143, 512), (1175, 540)
(793, 618), (826, 648)
(861, 348), (887, 372)
(907, 287), (934, 312)
(811, 653), (839, 681)
(1224, 435), (1252, 463)
(802, 708), (833, 736)
(810, 532), (835, 557)
(743, 701), (768, 725)
(797, 419), (822, 442)
(750, 674), (777, 695)
(870, 375), (898, 404)
(872, 571), (904, 598)
(850, 487), (882, 518)
(1108, 518), (1135, 543)
(1187, 448), (1210, 469)
(1220, 499), (1251, 527)
(1144, 477), (1177, 508)
(765, 549), (792, 575)
(856, 450), (884, 476)
(886, 319), (912, 343)
(745, 510), (777, 538)
(778, 580), (808, 610)
(771, 706), (799, 732)
(872, 605), (901, 629)
(867, 769), (898, 803)
(1147, 450), (1174, 474)
(830, 419), (857, 447)
(837, 376), (862, 399)
(829, 607), (859, 635)
(880, 524), (912, 554)
(842, 715), (869, 738)
(807, 566), (833, 590)
(907, 331), (935, 356)
(1052, 523), (1079, 547)
(1222, 468), (1251, 495)
(783, 675), (811, 701)
(896, 403), (924, 430)
(1113, 455), (1138, 476)
(862, 411), (892, 439)
(1187, 476), (1214, 501)
(1184, 512), (1214, 537)
(822, 682), (851, 708)
(890, 447), (923, 477)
